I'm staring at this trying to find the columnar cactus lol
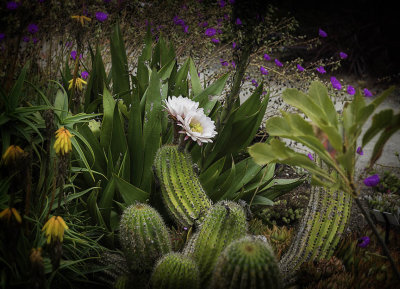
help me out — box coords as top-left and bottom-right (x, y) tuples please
(150, 252), (200, 289)
(119, 203), (171, 272)
(187, 200), (248, 287)
(210, 236), (282, 289)
(153, 145), (212, 228)
(279, 186), (352, 284)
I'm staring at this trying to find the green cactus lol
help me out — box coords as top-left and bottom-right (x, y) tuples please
(119, 203), (171, 272)
(210, 236), (282, 289)
(154, 145), (212, 228)
(186, 200), (248, 287)
(279, 186), (352, 285)
(150, 252), (200, 289)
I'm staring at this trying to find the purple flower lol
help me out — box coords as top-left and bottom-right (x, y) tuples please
(0, 33), (5, 41)
(81, 71), (89, 80)
(307, 153), (314, 161)
(220, 59), (228, 66)
(224, 14), (230, 21)
(319, 28), (327, 38)
(356, 146), (363, 155)
(217, 29), (223, 34)
(173, 16), (185, 26)
(251, 79), (258, 87)
(347, 85), (356, 95)
(263, 54), (271, 61)
(218, 0), (226, 7)
(297, 64), (304, 72)
(6, 1), (18, 10)
(340, 52), (348, 59)
(183, 25), (189, 33)
(65, 41), (73, 48)
(199, 21), (208, 27)
(96, 11), (108, 22)
(211, 38), (220, 43)
(71, 50), (77, 60)
(275, 59), (283, 67)
(27, 23), (39, 34)
(363, 88), (373, 97)
(32, 37), (38, 44)
(205, 28), (216, 37)
(330, 76), (342, 90)
(232, 42), (236, 49)
(363, 174), (380, 187)
(357, 236), (370, 248)
(23, 36), (30, 43)
(316, 66), (326, 74)
(231, 61), (236, 68)
(235, 18), (242, 25)
(260, 66), (268, 75)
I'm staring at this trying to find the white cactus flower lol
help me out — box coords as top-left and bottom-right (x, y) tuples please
(163, 96), (202, 122)
(178, 110), (217, 145)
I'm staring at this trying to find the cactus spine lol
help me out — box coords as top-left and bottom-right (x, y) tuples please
(186, 200), (248, 287)
(119, 203), (171, 272)
(154, 145), (212, 228)
(210, 236), (282, 289)
(279, 186), (352, 284)
(150, 253), (200, 289)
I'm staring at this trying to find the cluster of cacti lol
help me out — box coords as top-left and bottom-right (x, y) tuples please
(186, 200), (248, 287)
(119, 203), (171, 272)
(279, 186), (352, 285)
(210, 236), (282, 289)
(154, 145), (212, 228)
(150, 252), (200, 289)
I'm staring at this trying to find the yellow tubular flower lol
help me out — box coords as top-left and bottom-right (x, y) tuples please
(71, 15), (91, 26)
(54, 127), (73, 155)
(0, 207), (22, 224)
(1, 145), (24, 166)
(42, 216), (69, 244)
(68, 78), (87, 91)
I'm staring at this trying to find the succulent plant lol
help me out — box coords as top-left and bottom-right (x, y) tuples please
(153, 145), (212, 228)
(210, 236), (282, 289)
(187, 200), (248, 287)
(264, 224), (294, 259)
(119, 203), (171, 272)
(150, 252), (200, 289)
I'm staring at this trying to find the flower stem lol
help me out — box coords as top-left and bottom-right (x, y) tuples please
(354, 197), (400, 280)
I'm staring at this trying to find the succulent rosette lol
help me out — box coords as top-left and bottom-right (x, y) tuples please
(178, 110), (217, 145)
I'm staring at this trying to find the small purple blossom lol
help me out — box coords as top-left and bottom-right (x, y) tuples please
(275, 59), (283, 67)
(71, 50), (77, 60)
(217, 29), (223, 34)
(347, 85), (356, 95)
(211, 38), (220, 43)
(0, 33), (5, 41)
(263, 54), (271, 61)
(6, 1), (18, 10)
(23, 36), (30, 43)
(357, 236), (370, 248)
(32, 37), (38, 44)
(183, 25), (189, 33)
(231, 61), (236, 68)
(218, 0), (226, 7)
(232, 42), (237, 49)
(260, 66), (268, 75)
(65, 41), (73, 48)
(173, 16), (185, 26)
(199, 21), (208, 27)
(235, 18), (242, 25)
(356, 146), (363, 155)
(224, 14), (230, 21)
(297, 64), (304, 72)
(330, 76), (342, 90)
(220, 59), (229, 66)
(251, 79), (258, 87)
(183, 227), (188, 231)
(316, 66), (326, 74)
(319, 28), (327, 38)
(81, 71), (89, 80)
(363, 88), (373, 97)
(307, 153), (314, 161)
(363, 174), (380, 187)
(27, 23), (39, 34)
(96, 11), (108, 22)
(340, 52), (348, 59)
(205, 28), (216, 37)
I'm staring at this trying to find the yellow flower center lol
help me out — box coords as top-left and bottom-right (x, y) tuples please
(190, 122), (203, 133)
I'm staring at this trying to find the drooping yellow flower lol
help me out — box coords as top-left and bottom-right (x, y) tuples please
(54, 127), (73, 155)
(1, 145), (25, 166)
(68, 77), (87, 91)
(0, 207), (22, 224)
(71, 15), (91, 26)
(42, 216), (69, 244)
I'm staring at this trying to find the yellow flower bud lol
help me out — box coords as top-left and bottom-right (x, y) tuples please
(0, 207), (22, 224)
(54, 127), (73, 155)
(1, 145), (25, 166)
(42, 216), (69, 244)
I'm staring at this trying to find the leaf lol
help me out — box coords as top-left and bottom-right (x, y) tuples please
(98, 177), (115, 227)
(194, 73), (229, 114)
(9, 61), (29, 111)
(308, 81), (338, 128)
(54, 89), (69, 121)
(199, 157), (225, 193)
(171, 58), (189, 97)
(189, 57), (202, 96)
(100, 86), (115, 150)
(113, 174), (149, 204)
(70, 133), (95, 181)
(362, 109), (394, 146)
(251, 195), (274, 206)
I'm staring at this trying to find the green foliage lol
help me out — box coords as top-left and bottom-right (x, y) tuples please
(153, 145), (212, 228)
(119, 203), (171, 272)
(210, 236), (282, 289)
(186, 200), (248, 287)
(150, 252), (200, 289)
(249, 81), (397, 195)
